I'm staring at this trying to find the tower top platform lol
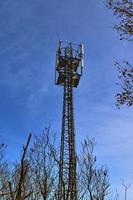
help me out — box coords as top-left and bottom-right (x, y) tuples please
(55, 41), (84, 88)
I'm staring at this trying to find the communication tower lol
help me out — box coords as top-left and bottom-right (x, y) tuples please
(55, 41), (84, 200)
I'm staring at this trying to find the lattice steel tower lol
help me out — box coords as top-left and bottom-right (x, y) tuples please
(55, 41), (84, 200)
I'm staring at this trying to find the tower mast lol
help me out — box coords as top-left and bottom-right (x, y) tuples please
(55, 41), (84, 200)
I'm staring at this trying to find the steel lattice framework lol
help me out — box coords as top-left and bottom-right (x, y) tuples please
(55, 41), (84, 200)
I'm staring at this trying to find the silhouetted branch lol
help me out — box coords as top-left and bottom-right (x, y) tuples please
(15, 133), (32, 200)
(115, 61), (133, 107)
(106, 0), (133, 41)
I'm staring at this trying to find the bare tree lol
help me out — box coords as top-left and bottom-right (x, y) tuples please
(106, 0), (133, 107)
(0, 143), (10, 199)
(0, 133), (110, 200)
(1, 134), (32, 200)
(122, 180), (131, 200)
(106, 0), (133, 41)
(29, 127), (58, 200)
(78, 138), (109, 200)
(14, 133), (32, 200)
(107, 189), (119, 200)
(115, 61), (133, 107)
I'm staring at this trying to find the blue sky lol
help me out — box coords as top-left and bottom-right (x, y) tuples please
(0, 0), (133, 198)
